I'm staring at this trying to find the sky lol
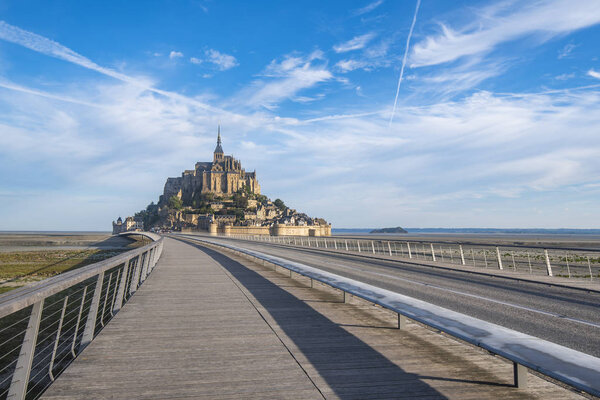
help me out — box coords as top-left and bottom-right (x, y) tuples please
(1, 0), (600, 230)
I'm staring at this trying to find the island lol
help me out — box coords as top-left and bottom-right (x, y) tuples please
(370, 227), (407, 234)
(113, 127), (331, 237)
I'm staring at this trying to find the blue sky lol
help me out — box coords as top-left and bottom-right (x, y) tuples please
(1, 0), (600, 230)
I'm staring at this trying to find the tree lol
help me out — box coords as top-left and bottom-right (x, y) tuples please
(273, 198), (286, 210)
(233, 193), (248, 209)
(168, 195), (183, 210)
(256, 194), (268, 204)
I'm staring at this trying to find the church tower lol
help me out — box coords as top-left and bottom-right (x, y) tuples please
(213, 125), (224, 163)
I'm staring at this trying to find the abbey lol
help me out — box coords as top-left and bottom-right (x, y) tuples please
(159, 128), (260, 206)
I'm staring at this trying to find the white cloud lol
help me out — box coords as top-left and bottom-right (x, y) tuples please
(0, 20), (147, 86)
(588, 69), (600, 79)
(410, 0), (600, 67)
(0, 21), (234, 115)
(333, 32), (376, 53)
(335, 59), (367, 72)
(190, 57), (202, 64)
(334, 40), (391, 73)
(169, 50), (184, 59)
(353, 0), (384, 16)
(239, 52), (332, 109)
(205, 49), (238, 70)
(558, 43), (577, 59)
(555, 73), (575, 81)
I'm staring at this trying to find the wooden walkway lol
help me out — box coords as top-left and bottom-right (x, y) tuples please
(42, 237), (584, 399)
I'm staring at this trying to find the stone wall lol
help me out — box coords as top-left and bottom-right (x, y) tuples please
(206, 223), (331, 237)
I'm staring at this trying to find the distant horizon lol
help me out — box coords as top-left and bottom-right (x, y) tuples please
(2, 227), (600, 235)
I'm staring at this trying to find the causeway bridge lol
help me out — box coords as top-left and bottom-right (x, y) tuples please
(1, 233), (599, 399)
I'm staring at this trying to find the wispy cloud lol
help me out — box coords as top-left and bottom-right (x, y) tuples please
(0, 21), (240, 116)
(353, 0), (384, 16)
(190, 57), (202, 64)
(410, 0), (600, 67)
(588, 69), (600, 79)
(335, 39), (392, 73)
(205, 49), (238, 70)
(239, 51), (332, 109)
(169, 50), (183, 59)
(558, 43), (577, 59)
(0, 20), (147, 86)
(333, 32), (376, 53)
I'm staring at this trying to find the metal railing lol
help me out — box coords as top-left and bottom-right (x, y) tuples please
(184, 235), (600, 397)
(0, 232), (163, 400)
(227, 234), (600, 282)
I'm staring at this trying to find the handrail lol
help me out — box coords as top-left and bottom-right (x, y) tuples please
(183, 235), (600, 397)
(0, 232), (160, 318)
(0, 232), (163, 400)
(222, 233), (600, 282)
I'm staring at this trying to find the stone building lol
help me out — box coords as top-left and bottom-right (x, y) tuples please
(159, 127), (260, 206)
(112, 216), (143, 234)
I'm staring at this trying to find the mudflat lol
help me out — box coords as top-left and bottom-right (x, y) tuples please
(0, 233), (147, 293)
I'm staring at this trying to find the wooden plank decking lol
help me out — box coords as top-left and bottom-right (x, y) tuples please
(42, 237), (585, 399)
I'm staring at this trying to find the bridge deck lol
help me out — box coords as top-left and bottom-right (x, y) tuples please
(42, 237), (583, 399)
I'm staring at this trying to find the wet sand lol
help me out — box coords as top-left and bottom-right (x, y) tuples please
(0, 232), (141, 252)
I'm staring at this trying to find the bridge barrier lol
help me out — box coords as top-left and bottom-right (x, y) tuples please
(226, 234), (600, 282)
(0, 232), (163, 400)
(182, 235), (600, 397)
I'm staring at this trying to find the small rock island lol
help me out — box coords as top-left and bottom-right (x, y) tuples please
(370, 227), (407, 234)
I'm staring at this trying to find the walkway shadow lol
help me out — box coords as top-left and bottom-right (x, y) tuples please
(181, 239), (449, 399)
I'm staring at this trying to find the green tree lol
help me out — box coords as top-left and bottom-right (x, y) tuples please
(233, 193), (248, 208)
(168, 195), (183, 210)
(273, 198), (286, 210)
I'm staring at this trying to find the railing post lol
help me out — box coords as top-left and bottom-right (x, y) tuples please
(8, 299), (44, 400)
(514, 362), (528, 388)
(129, 256), (142, 295)
(371, 241), (376, 254)
(407, 242), (412, 258)
(345, 240), (348, 251)
(459, 245), (466, 265)
(324, 238), (327, 249)
(141, 249), (150, 280)
(110, 268), (122, 316)
(388, 242), (392, 256)
(334, 240), (337, 250)
(71, 286), (88, 357)
(80, 271), (105, 351)
(398, 314), (408, 330)
(49, 296), (68, 381)
(496, 247), (503, 270)
(430, 243), (436, 261)
(140, 250), (150, 281)
(100, 273), (112, 327)
(357, 241), (361, 253)
(113, 259), (131, 313)
(544, 250), (553, 276)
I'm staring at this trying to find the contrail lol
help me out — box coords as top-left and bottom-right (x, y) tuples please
(0, 20), (232, 115)
(388, 0), (421, 127)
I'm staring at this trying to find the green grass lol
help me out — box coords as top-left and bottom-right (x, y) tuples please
(0, 249), (128, 284)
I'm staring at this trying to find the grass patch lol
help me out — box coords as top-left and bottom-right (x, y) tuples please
(0, 249), (128, 283)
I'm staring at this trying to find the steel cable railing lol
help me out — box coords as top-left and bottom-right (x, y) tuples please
(225, 234), (600, 283)
(0, 232), (163, 400)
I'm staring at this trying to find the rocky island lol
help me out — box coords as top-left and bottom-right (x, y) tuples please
(113, 128), (331, 236)
(370, 227), (407, 234)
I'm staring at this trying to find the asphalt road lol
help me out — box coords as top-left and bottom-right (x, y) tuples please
(186, 236), (600, 358)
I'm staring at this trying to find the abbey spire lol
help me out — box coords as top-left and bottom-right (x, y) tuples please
(214, 125), (224, 162)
